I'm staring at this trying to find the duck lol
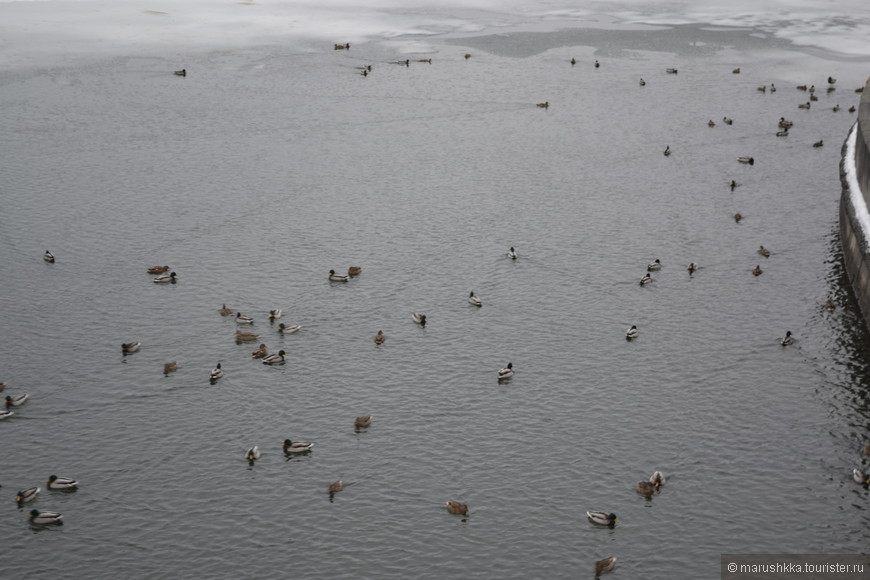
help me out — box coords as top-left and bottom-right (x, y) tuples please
(798, 102), (811, 109)
(809, 85), (815, 93)
(5, 394), (28, 408)
(723, 117), (733, 125)
(571, 57), (576, 65)
(594, 60), (600, 68)
(730, 180), (737, 191)
(776, 129), (789, 137)
(209, 363), (224, 381)
(824, 299), (836, 311)
(810, 93), (819, 101)
(445, 500), (468, 515)
(853, 468), (869, 485)
(464, 53), (471, 59)
(261, 350), (286, 365)
(780, 331), (793, 346)
(334, 43), (350, 50)
(647, 259), (662, 271)
(0, 409), (13, 420)
(833, 104), (841, 112)
(174, 69), (186, 76)
(797, 84), (808, 91)
(497, 362), (514, 381)
(283, 439), (314, 453)
(770, 83), (776, 92)
(277, 323), (301, 334)
(639, 78), (645, 86)
(329, 269), (349, 282)
(251, 344), (268, 358)
(373, 330), (386, 344)
(708, 119), (716, 127)
(666, 67), (678, 74)
(468, 291), (482, 307)
(850, 105), (856, 113)
(779, 117), (793, 129)
(625, 325), (639, 340)
(687, 263), (698, 274)
(163, 361), (178, 374)
(663, 145), (671, 156)
(507, 246), (518, 260)
(47, 475), (77, 491)
(147, 265), (169, 274)
(153, 271), (177, 283)
(734, 213), (743, 223)
(16, 486), (39, 504)
(732, 67), (740, 74)
(268, 309), (283, 321)
(752, 265), (763, 276)
(328, 480), (344, 494)
(29, 509), (63, 525)
(246, 446), (260, 463)
(536, 102), (549, 109)
(235, 330), (259, 342)
(758, 246), (771, 257)
(587, 511), (618, 527)
(650, 471), (667, 487)
(737, 156), (754, 165)
(43, 250), (55, 263)
(636, 480), (657, 495)
(235, 312), (254, 325)
(412, 313), (427, 326)
(757, 85), (767, 93)
(0, 381), (4, 392)
(219, 304), (233, 316)
(121, 342), (141, 354)
(347, 266), (362, 276)
(828, 76), (837, 85)
(354, 415), (373, 428)
(639, 273), (652, 285)
(813, 140), (824, 148)
(594, 557), (617, 575)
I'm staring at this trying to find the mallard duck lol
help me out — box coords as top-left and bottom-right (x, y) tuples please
(373, 330), (386, 344)
(594, 557), (617, 574)
(334, 43), (350, 50)
(752, 265), (763, 276)
(174, 69), (186, 76)
(666, 68), (678, 74)
(147, 265), (169, 274)
(833, 104), (841, 112)
(412, 313), (427, 326)
(153, 271), (177, 283)
(246, 446), (260, 463)
(29, 509), (63, 525)
(497, 362), (514, 380)
(219, 304), (233, 316)
(650, 471), (666, 487)
(235, 313), (254, 324)
(779, 117), (793, 129)
(163, 361), (178, 374)
(468, 291), (482, 307)
(758, 246), (771, 257)
(16, 486), (39, 504)
(587, 511), (618, 526)
(708, 119), (716, 127)
(813, 140), (824, 148)
(734, 213), (743, 223)
(732, 67), (741, 74)
(251, 344), (268, 359)
(328, 480), (343, 494)
(625, 325), (639, 340)
(730, 180), (737, 191)
(6, 394), (28, 408)
(262, 350), (286, 365)
(639, 273), (652, 285)
(798, 102), (811, 109)
(663, 145), (671, 156)
(639, 78), (645, 86)
(348, 266), (362, 276)
(757, 85), (767, 93)
(647, 259), (662, 271)
(209, 363), (224, 381)
(47, 475), (77, 491)
(283, 439), (314, 453)
(43, 250), (55, 263)
(0, 409), (13, 420)
(853, 468), (869, 485)
(268, 309), (283, 320)
(594, 60), (600, 68)
(687, 263), (698, 274)
(810, 93), (819, 101)
(235, 330), (260, 342)
(850, 105), (856, 113)
(796, 84), (808, 90)
(536, 102), (549, 109)
(636, 481), (656, 495)
(464, 53), (471, 59)
(737, 156), (754, 165)
(507, 247), (518, 260)
(809, 85), (815, 93)
(723, 117), (733, 125)
(445, 500), (468, 515)
(856, 87), (865, 93)
(121, 342), (141, 354)
(355, 415), (373, 428)
(828, 76), (837, 85)
(780, 331), (793, 346)
(277, 323), (301, 334)
(0, 381), (5, 392)
(329, 269), (349, 282)
(776, 129), (789, 137)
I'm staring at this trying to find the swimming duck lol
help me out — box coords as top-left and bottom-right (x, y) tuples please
(650, 471), (666, 486)
(354, 415), (373, 428)
(262, 350), (286, 365)
(757, 85), (767, 93)
(663, 145), (671, 156)
(497, 362), (514, 381)
(770, 83), (776, 92)
(813, 140), (824, 148)
(734, 213), (743, 223)
(723, 117), (733, 125)
(587, 511), (617, 527)
(5, 394), (27, 408)
(708, 119), (716, 127)
(833, 104), (841, 112)
(507, 247), (518, 260)
(445, 500), (468, 515)
(329, 269), (349, 282)
(797, 84), (808, 91)
(752, 265), (763, 276)
(665, 68), (678, 74)
(810, 93), (819, 101)
(277, 323), (301, 334)
(16, 487), (39, 504)
(0, 381), (4, 392)
(153, 271), (177, 283)
(246, 446), (260, 464)
(732, 67), (740, 74)
(235, 312), (254, 325)
(625, 325), (639, 340)
(219, 304), (233, 316)
(283, 439), (314, 453)
(571, 57), (576, 65)
(809, 85), (815, 93)
(737, 156), (754, 165)
(121, 342), (141, 354)
(536, 102), (549, 108)
(334, 43), (349, 50)
(594, 557), (617, 575)
(636, 481), (656, 495)
(639, 78), (645, 86)
(412, 313), (427, 326)
(758, 246), (771, 257)
(647, 259), (662, 271)
(328, 480), (344, 494)
(850, 105), (856, 113)
(43, 250), (55, 263)
(174, 69), (186, 76)
(798, 102), (811, 109)
(468, 291), (482, 307)
(594, 60), (600, 68)
(779, 117), (793, 129)
(268, 309), (283, 321)
(347, 266), (362, 276)
(235, 330), (259, 342)
(853, 468), (869, 485)
(639, 273), (652, 285)
(824, 299), (836, 311)
(163, 361), (178, 374)
(464, 53), (471, 59)
(0, 409), (13, 420)
(687, 263), (698, 274)
(828, 76), (836, 85)
(210, 363), (224, 381)
(147, 265), (169, 274)
(776, 129), (789, 137)
(29, 509), (63, 525)
(730, 180), (737, 191)
(373, 330), (386, 344)
(780, 331), (793, 346)
(251, 344), (268, 359)
(47, 475), (77, 491)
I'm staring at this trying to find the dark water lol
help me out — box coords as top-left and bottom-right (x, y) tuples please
(1, 23), (868, 579)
